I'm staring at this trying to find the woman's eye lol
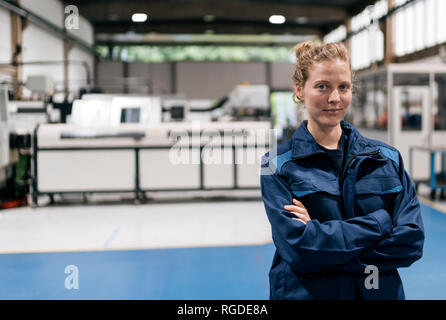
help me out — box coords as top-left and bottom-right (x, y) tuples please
(317, 84), (327, 90)
(340, 84), (350, 91)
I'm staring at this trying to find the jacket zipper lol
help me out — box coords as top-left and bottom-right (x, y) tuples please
(340, 149), (380, 185)
(320, 148), (380, 219)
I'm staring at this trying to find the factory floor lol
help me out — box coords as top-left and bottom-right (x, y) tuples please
(0, 188), (445, 299)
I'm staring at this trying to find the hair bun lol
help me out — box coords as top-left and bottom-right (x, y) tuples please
(293, 41), (316, 61)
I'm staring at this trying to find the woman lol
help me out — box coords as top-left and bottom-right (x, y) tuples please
(260, 41), (424, 300)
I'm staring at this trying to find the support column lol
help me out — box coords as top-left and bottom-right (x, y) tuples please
(10, 0), (24, 100)
(344, 17), (352, 56)
(383, 0), (395, 64)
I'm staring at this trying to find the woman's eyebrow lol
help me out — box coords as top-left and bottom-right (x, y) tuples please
(313, 80), (351, 84)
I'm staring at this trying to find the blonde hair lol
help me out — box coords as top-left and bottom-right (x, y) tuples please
(292, 41), (354, 103)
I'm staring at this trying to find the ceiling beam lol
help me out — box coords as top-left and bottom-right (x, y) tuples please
(69, 0), (348, 24)
(95, 33), (316, 46)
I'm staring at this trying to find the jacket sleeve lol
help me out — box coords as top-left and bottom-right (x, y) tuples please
(261, 159), (393, 274)
(355, 151), (425, 270)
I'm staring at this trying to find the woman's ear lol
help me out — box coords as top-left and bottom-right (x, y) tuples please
(294, 86), (304, 102)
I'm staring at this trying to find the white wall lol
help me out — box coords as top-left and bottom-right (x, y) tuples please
(0, 7), (12, 84)
(21, 0), (64, 90)
(176, 62), (267, 100)
(68, 47), (94, 93)
(21, 0), (64, 28)
(22, 25), (64, 91)
(0, 0), (96, 97)
(0, 7), (11, 62)
(68, 15), (95, 93)
(96, 61), (124, 93)
(67, 15), (94, 46)
(127, 62), (172, 95)
(97, 60), (294, 98)
(270, 62), (293, 90)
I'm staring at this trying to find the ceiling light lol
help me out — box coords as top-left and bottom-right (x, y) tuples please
(269, 15), (285, 24)
(132, 13), (147, 23)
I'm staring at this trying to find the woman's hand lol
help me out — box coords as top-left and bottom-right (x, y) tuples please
(284, 199), (311, 224)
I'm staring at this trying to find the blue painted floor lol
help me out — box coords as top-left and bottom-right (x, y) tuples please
(398, 203), (446, 299)
(0, 202), (445, 299)
(0, 244), (274, 300)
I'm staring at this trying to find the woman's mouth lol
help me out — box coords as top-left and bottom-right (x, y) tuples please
(324, 109), (342, 114)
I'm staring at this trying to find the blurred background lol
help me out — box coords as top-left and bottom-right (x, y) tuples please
(0, 0), (446, 299)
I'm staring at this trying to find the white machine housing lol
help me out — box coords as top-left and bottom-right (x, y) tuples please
(35, 121), (272, 193)
(70, 96), (162, 127)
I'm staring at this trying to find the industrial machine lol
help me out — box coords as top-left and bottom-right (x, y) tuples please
(212, 84), (270, 121)
(0, 87), (33, 208)
(353, 63), (446, 198)
(32, 91), (273, 206)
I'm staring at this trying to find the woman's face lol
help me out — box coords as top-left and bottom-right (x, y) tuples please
(296, 58), (352, 129)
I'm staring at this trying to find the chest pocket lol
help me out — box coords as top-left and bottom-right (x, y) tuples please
(354, 176), (402, 217)
(290, 179), (343, 223)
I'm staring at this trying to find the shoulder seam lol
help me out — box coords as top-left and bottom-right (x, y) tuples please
(377, 145), (400, 166)
(273, 149), (293, 174)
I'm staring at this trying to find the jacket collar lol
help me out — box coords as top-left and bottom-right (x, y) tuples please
(291, 119), (377, 159)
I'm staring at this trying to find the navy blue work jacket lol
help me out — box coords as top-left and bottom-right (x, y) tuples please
(261, 120), (424, 300)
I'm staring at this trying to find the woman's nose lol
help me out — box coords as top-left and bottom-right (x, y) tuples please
(328, 89), (341, 104)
